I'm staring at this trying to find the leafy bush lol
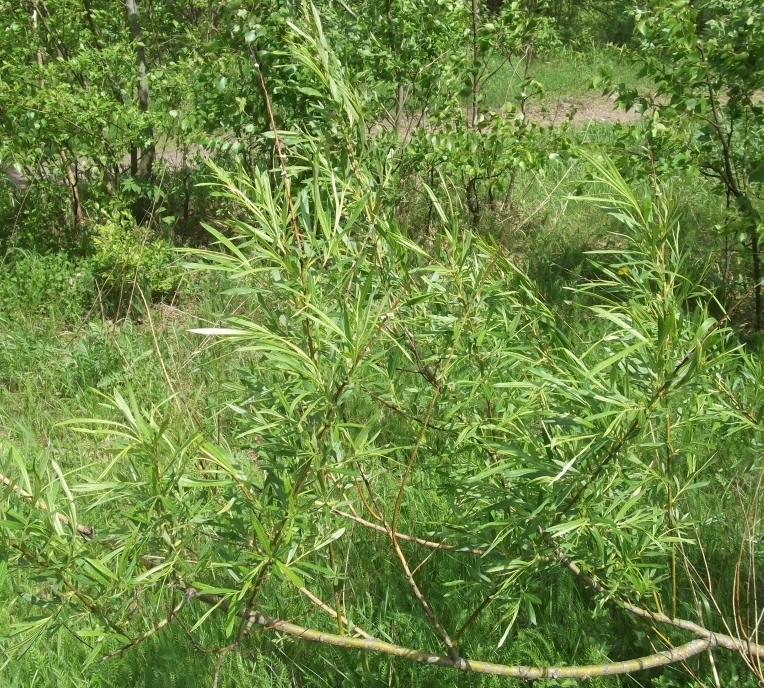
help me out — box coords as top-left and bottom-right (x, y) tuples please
(88, 211), (182, 312)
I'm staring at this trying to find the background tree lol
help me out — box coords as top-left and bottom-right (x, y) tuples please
(605, 0), (764, 329)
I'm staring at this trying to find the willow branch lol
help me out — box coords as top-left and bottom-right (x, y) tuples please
(389, 533), (460, 661)
(388, 258), (500, 661)
(332, 509), (485, 556)
(252, 54), (300, 247)
(6, 464), (762, 669)
(190, 588), (715, 679)
(543, 531), (764, 659)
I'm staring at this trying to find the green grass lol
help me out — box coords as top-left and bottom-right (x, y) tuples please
(483, 45), (652, 114)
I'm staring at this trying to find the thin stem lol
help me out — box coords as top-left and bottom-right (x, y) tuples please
(298, 586), (376, 641)
(101, 589), (193, 661)
(332, 509), (485, 556)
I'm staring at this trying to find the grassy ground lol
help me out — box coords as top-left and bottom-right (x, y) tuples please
(483, 46), (652, 124)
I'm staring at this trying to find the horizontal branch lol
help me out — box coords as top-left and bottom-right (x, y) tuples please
(0, 472), (93, 538)
(6, 462), (762, 672)
(544, 531), (764, 659)
(332, 509), (485, 556)
(336, 509), (764, 662)
(190, 588), (714, 679)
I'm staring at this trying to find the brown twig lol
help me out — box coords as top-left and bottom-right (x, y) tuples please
(253, 56), (301, 248)
(332, 509), (485, 556)
(388, 513), (460, 662)
(298, 586), (376, 641)
(388, 254), (500, 662)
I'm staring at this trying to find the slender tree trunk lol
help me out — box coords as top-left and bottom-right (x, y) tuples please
(124, 0), (154, 185)
(386, 0), (404, 129)
(523, 0), (535, 82)
(470, 0), (479, 128)
(60, 150), (83, 228)
(82, 0), (100, 46)
(752, 225), (762, 331)
(32, 8), (44, 79)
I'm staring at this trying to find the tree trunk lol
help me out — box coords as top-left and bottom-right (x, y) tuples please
(32, 5), (83, 230)
(386, 0), (405, 129)
(124, 0), (155, 191)
(752, 225), (762, 331)
(470, 0), (479, 128)
(60, 149), (83, 229)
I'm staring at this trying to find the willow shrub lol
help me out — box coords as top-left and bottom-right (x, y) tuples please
(1, 13), (763, 684)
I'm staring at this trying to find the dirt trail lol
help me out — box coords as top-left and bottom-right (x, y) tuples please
(523, 93), (641, 126)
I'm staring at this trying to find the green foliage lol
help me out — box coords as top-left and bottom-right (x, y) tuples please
(2, 23), (763, 683)
(542, 0), (636, 48)
(2, 2), (764, 686)
(0, 251), (93, 323)
(404, 109), (568, 227)
(88, 211), (182, 309)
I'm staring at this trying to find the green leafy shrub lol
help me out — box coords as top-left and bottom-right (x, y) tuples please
(88, 211), (182, 312)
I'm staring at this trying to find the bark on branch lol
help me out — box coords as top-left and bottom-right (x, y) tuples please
(4, 465), (764, 679)
(190, 588), (716, 680)
(124, 0), (154, 185)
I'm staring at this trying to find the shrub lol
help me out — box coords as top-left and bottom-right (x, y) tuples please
(87, 211), (182, 314)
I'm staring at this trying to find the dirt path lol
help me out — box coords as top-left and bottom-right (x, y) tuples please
(523, 93), (641, 126)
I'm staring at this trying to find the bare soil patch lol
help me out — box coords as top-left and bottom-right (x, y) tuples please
(522, 93), (641, 127)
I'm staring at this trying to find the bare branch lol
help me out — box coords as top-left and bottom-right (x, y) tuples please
(332, 509), (485, 556)
(389, 532), (461, 661)
(189, 588), (716, 679)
